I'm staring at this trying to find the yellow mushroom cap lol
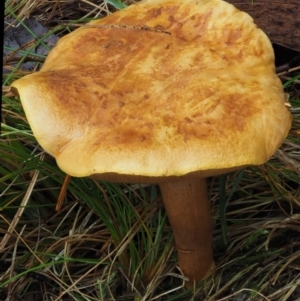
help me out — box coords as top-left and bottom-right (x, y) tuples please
(11, 0), (292, 182)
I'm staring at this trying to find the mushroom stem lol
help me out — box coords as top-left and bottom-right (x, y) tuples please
(159, 177), (215, 285)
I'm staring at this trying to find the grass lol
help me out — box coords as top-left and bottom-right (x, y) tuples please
(2, 0), (300, 300)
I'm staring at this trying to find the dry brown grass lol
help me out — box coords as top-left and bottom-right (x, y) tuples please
(2, 0), (300, 300)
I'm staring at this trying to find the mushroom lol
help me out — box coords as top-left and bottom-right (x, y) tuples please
(11, 0), (291, 285)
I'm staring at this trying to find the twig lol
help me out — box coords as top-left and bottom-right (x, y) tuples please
(0, 154), (43, 250)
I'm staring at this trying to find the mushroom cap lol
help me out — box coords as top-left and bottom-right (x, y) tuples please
(11, 0), (291, 182)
